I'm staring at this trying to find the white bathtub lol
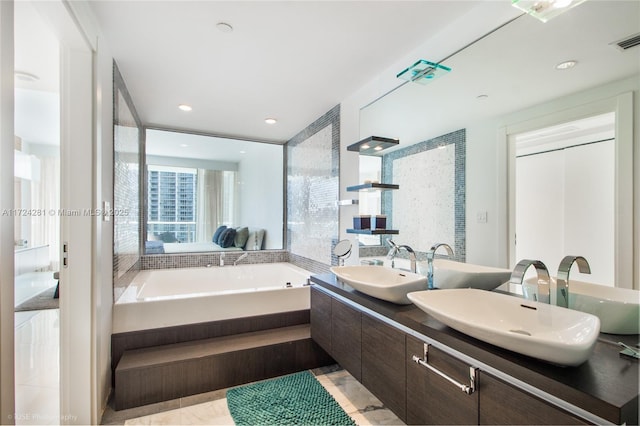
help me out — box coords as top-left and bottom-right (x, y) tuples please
(113, 262), (312, 333)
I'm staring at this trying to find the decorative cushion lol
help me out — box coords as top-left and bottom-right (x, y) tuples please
(219, 228), (237, 248)
(212, 225), (227, 244)
(244, 228), (265, 250)
(234, 227), (249, 248)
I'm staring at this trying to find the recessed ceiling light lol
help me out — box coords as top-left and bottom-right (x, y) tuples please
(264, 118), (277, 125)
(179, 144), (189, 148)
(555, 60), (578, 70)
(476, 94), (489, 100)
(216, 22), (233, 33)
(15, 71), (39, 82)
(239, 150), (246, 154)
(374, 146), (383, 151)
(178, 104), (192, 112)
(361, 144), (370, 150)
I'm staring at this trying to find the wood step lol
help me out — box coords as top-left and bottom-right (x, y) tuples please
(114, 324), (333, 410)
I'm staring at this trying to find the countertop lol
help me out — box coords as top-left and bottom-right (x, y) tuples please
(310, 273), (639, 425)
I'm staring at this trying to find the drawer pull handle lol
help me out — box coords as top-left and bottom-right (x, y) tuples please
(412, 344), (478, 395)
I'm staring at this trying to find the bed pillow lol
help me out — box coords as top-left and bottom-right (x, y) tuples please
(244, 228), (265, 250)
(212, 225), (227, 244)
(234, 227), (249, 248)
(219, 227), (237, 248)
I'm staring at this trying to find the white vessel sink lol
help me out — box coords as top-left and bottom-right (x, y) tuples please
(330, 265), (427, 304)
(407, 288), (600, 366)
(427, 259), (512, 291)
(570, 280), (639, 334)
(528, 278), (639, 335)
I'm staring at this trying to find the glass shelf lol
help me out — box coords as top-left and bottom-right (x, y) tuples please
(347, 136), (399, 156)
(347, 183), (399, 192)
(347, 229), (399, 235)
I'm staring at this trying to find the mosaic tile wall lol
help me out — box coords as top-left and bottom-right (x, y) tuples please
(287, 105), (340, 268)
(381, 129), (466, 262)
(113, 62), (143, 297)
(141, 250), (289, 270)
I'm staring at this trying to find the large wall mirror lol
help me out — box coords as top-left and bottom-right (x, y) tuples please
(144, 129), (284, 255)
(359, 1), (638, 287)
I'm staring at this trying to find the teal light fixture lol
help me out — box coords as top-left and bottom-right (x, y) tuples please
(511, 0), (588, 23)
(396, 59), (451, 85)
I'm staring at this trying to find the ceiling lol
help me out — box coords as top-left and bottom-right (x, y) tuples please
(146, 128), (281, 162)
(14, 1), (640, 148)
(361, 0), (640, 147)
(88, 1), (516, 143)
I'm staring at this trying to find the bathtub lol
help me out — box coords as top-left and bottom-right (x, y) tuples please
(113, 262), (312, 333)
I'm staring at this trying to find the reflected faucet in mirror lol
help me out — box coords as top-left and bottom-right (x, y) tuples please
(427, 243), (454, 289)
(510, 259), (551, 303)
(234, 253), (249, 266)
(387, 240), (417, 273)
(556, 255), (591, 308)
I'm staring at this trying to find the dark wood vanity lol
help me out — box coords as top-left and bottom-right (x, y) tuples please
(310, 274), (639, 425)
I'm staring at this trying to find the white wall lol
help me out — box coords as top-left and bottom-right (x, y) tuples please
(62, 1), (114, 420)
(342, 67), (638, 289)
(0, 1), (16, 422)
(237, 143), (284, 249)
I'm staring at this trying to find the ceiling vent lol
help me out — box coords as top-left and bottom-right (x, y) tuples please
(611, 32), (640, 51)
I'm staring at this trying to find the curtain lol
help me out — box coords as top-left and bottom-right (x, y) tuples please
(30, 155), (60, 270)
(196, 169), (225, 242)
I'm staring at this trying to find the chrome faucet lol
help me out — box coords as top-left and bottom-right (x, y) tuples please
(234, 252), (249, 266)
(510, 259), (551, 303)
(387, 240), (417, 273)
(426, 243), (454, 289)
(556, 255), (590, 308)
(219, 252), (225, 267)
(386, 240), (399, 268)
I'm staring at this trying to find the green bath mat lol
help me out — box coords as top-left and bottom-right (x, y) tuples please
(226, 371), (355, 426)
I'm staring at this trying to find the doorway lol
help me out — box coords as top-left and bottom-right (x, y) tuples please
(13, 2), (61, 423)
(504, 91), (635, 290)
(512, 113), (615, 286)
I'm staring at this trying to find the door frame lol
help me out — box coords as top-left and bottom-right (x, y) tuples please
(499, 92), (633, 289)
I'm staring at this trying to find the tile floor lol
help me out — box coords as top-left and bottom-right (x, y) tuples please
(14, 309), (61, 426)
(101, 366), (405, 425)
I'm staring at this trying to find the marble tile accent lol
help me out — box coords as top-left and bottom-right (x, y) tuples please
(392, 144), (455, 253)
(314, 369), (404, 426)
(382, 129), (466, 262)
(116, 366), (404, 426)
(287, 105), (340, 268)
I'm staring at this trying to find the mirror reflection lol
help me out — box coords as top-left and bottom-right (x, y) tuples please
(359, 1), (638, 287)
(144, 129), (283, 254)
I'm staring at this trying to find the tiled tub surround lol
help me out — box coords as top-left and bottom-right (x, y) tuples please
(140, 249), (288, 270)
(113, 262), (312, 333)
(113, 62), (144, 296)
(381, 128), (466, 261)
(287, 105), (340, 268)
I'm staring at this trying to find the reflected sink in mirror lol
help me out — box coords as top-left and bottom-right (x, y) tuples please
(420, 259), (512, 291)
(330, 265), (427, 305)
(407, 288), (600, 366)
(526, 277), (640, 335)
